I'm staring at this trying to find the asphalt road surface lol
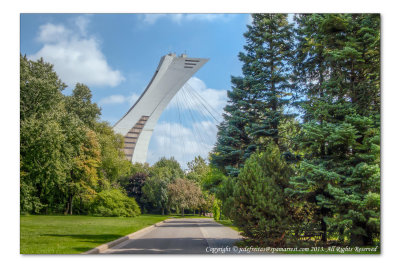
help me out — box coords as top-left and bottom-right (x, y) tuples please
(102, 218), (242, 254)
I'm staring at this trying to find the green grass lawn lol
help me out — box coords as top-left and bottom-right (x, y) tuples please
(20, 214), (169, 254)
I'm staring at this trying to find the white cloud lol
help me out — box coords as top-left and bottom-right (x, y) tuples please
(99, 95), (126, 105)
(168, 77), (227, 121)
(142, 14), (167, 24)
(193, 120), (217, 135)
(141, 14), (234, 25)
(148, 121), (218, 168)
(29, 16), (124, 88)
(37, 23), (71, 43)
(74, 15), (91, 36)
(99, 92), (140, 105)
(184, 14), (231, 22)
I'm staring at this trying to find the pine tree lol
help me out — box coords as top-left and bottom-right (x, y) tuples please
(291, 14), (329, 122)
(325, 115), (380, 245)
(239, 14), (294, 147)
(211, 77), (252, 176)
(212, 14), (295, 175)
(287, 14), (380, 245)
(232, 142), (293, 246)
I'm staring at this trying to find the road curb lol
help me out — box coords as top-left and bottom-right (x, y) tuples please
(82, 219), (168, 254)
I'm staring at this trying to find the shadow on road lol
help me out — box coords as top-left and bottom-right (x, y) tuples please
(107, 237), (239, 254)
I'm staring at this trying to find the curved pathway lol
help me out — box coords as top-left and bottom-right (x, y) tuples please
(102, 218), (241, 254)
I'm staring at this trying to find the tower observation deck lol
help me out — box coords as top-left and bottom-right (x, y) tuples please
(113, 53), (209, 163)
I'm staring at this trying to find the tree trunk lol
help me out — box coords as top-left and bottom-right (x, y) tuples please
(69, 195), (73, 215)
(64, 202), (69, 215)
(350, 233), (365, 246)
(364, 227), (374, 245)
(351, 222), (372, 246)
(181, 208), (184, 217)
(161, 207), (165, 215)
(321, 217), (327, 243)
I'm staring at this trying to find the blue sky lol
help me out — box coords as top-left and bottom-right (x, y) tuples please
(20, 13), (251, 168)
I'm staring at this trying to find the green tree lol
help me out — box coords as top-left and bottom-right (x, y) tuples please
(168, 178), (202, 216)
(65, 83), (101, 128)
(95, 122), (132, 187)
(198, 191), (214, 216)
(239, 14), (294, 147)
(20, 55), (66, 121)
(201, 167), (226, 194)
(64, 127), (101, 215)
(20, 55), (68, 214)
(127, 157), (184, 215)
(142, 175), (169, 215)
(211, 77), (252, 176)
(186, 156), (209, 184)
(232, 142), (293, 246)
(212, 14), (295, 176)
(20, 111), (68, 213)
(287, 14), (381, 245)
(216, 175), (236, 219)
(152, 157), (184, 180)
(120, 163), (151, 210)
(212, 198), (222, 220)
(20, 56), (136, 216)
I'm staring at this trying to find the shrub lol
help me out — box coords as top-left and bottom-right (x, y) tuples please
(90, 189), (141, 217)
(212, 199), (221, 220)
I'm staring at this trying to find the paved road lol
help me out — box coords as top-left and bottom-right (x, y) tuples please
(102, 218), (242, 254)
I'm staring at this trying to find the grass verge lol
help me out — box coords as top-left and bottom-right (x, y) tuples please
(216, 219), (240, 232)
(20, 214), (169, 254)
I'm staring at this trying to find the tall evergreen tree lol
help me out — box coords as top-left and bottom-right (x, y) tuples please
(239, 14), (294, 147)
(211, 77), (252, 176)
(212, 14), (295, 175)
(287, 14), (380, 245)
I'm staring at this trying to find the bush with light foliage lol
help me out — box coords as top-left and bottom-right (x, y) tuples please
(90, 189), (141, 217)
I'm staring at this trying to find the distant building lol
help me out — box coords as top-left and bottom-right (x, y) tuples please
(113, 53), (208, 163)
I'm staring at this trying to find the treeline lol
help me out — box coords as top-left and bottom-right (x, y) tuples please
(20, 57), (216, 218)
(121, 156), (220, 216)
(209, 14), (380, 247)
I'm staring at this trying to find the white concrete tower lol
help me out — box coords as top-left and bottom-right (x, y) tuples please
(113, 53), (209, 163)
